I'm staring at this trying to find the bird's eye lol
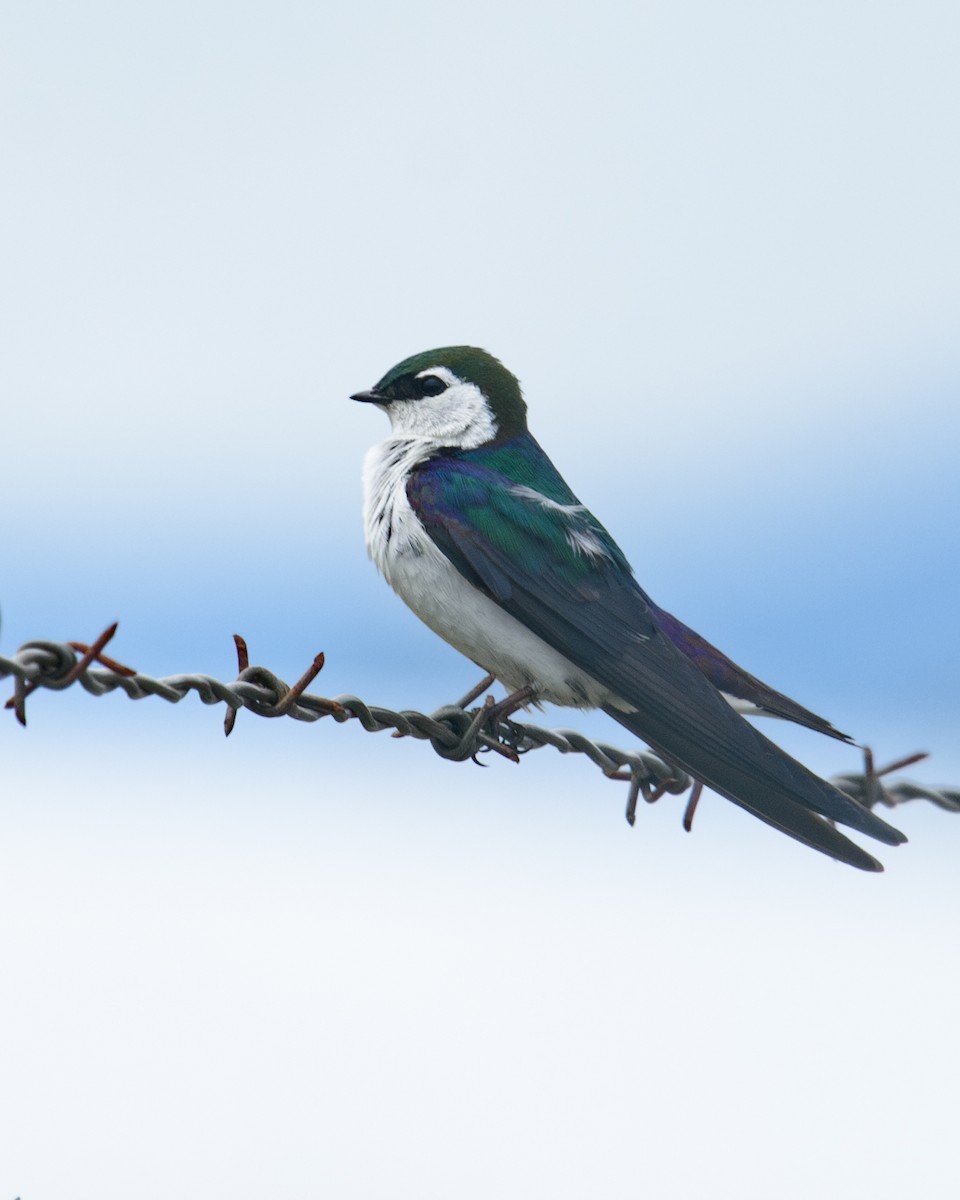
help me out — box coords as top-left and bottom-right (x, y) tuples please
(418, 375), (447, 397)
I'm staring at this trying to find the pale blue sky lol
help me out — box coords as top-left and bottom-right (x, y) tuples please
(2, 1), (959, 1196)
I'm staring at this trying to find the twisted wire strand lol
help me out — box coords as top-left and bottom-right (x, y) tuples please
(2, 634), (956, 818)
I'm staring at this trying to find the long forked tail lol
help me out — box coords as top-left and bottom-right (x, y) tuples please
(602, 703), (905, 872)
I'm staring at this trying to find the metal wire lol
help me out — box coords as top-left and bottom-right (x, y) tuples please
(2, 625), (957, 822)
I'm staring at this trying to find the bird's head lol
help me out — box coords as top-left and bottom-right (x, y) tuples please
(351, 346), (527, 448)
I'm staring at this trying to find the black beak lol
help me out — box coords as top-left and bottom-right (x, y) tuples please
(350, 389), (385, 404)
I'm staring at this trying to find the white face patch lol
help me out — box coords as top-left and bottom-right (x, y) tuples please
(382, 367), (498, 449)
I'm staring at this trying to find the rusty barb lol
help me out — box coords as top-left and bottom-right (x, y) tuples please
(2, 623), (958, 828)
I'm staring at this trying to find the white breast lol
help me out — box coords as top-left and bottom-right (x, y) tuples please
(362, 437), (623, 709)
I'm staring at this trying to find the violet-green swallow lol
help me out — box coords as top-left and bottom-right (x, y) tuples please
(352, 346), (906, 871)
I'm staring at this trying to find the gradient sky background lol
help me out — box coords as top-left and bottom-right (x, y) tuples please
(2, 2), (959, 1196)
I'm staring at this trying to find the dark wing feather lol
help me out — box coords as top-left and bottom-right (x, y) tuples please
(408, 452), (905, 871)
(648, 603), (853, 741)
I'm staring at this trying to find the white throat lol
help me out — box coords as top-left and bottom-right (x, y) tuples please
(360, 429), (623, 712)
(359, 365), (623, 710)
(379, 368), (497, 450)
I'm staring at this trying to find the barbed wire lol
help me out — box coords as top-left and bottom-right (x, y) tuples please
(2, 623), (958, 825)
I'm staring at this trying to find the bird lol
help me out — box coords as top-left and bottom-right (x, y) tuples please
(351, 346), (906, 871)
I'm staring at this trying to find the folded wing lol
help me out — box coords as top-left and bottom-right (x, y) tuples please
(408, 444), (905, 871)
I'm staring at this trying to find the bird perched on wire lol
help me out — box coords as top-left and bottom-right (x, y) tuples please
(352, 346), (905, 871)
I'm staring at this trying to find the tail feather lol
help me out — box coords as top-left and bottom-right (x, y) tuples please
(603, 703), (890, 872)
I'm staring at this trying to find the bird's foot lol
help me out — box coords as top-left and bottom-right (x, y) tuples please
(473, 685), (538, 760)
(482, 684), (538, 728)
(429, 676), (535, 764)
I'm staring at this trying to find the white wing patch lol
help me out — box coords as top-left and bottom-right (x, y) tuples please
(563, 526), (612, 562)
(509, 485), (586, 515)
(509, 485), (612, 563)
